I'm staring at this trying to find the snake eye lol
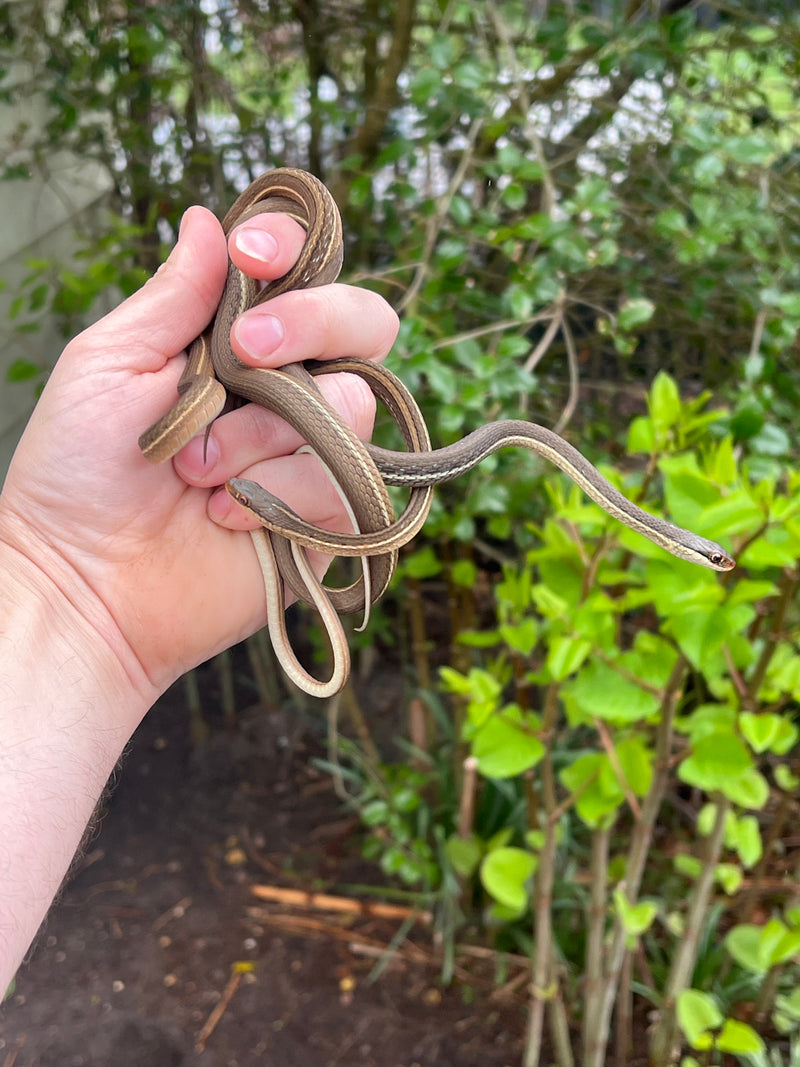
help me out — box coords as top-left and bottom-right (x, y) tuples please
(710, 550), (734, 571)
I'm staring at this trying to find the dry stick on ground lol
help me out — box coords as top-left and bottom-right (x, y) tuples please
(1, 1037), (26, 1067)
(246, 907), (529, 989)
(195, 968), (244, 1053)
(250, 883), (433, 924)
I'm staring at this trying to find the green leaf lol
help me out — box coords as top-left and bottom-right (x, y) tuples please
(613, 889), (657, 937)
(675, 854), (703, 880)
(502, 183), (528, 213)
(774, 987), (800, 1033)
(445, 834), (482, 878)
(450, 559), (478, 588)
(723, 768), (769, 810)
(361, 799), (389, 827)
(449, 195), (472, 226)
(678, 705), (737, 746)
(428, 32), (458, 69)
(471, 705), (544, 778)
(678, 732), (752, 793)
(723, 133), (775, 165)
(649, 371), (681, 431)
(498, 618), (539, 657)
(654, 207), (687, 237)
(775, 764), (800, 792)
(715, 1018), (764, 1055)
(724, 918), (800, 973)
(480, 847), (536, 912)
(560, 753), (622, 828)
(715, 863), (743, 895)
(693, 153), (725, 184)
(726, 924), (764, 973)
(546, 635), (592, 681)
(739, 711), (798, 755)
(6, 357), (41, 382)
(677, 989), (723, 1049)
(614, 737), (654, 796)
(618, 297), (655, 332)
(733, 815), (762, 869)
(457, 629), (502, 649)
(627, 415), (655, 453)
(403, 546), (442, 579)
(564, 661), (660, 724)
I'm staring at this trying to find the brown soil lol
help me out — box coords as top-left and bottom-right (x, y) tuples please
(0, 649), (525, 1067)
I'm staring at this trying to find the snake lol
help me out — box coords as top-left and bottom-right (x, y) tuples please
(139, 168), (735, 697)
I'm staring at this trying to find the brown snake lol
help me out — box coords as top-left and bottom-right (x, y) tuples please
(139, 168), (734, 697)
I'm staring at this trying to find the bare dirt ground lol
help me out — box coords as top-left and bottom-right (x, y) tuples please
(0, 649), (526, 1067)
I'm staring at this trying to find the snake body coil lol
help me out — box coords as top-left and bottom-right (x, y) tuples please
(140, 168), (735, 697)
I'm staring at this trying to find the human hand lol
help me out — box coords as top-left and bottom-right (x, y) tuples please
(0, 206), (398, 702)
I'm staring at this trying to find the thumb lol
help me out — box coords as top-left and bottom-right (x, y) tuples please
(85, 206), (228, 370)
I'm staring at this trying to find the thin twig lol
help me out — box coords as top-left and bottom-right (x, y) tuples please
(585, 656), (688, 1067)
(435, 312), (553, 354)
(649, 797), (731, 1063)
(457, 756), (480, 838)
(250, 883), (433, 924)
(398, 116), (484, 314)
(523, 684), (566, 1067)
(594, 718), (642, 821)
(522, 306), (565, 376)
(552, 314), (580, 434)
(2, 1037), (26, 1067)
(195, 969), (244, 1052)
(583, 826), (611, 1058)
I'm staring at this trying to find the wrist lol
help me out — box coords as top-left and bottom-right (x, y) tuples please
(0, 527), (156, 988)
(0, 501), (159, 722)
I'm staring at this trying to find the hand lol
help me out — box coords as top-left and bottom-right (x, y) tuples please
(0, 206), (399, 699)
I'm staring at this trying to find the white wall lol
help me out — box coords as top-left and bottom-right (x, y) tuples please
(0, 57), (113, 475)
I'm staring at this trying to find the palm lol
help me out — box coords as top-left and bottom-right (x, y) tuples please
(0, 204), (394, 692)
(3, 290), (264, 686)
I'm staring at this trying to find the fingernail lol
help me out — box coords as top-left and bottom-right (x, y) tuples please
(233, 226), (278, 263)
(174, 433), (220, 477)
(208, 487), (233, 522)
(233, 313), (284, 359)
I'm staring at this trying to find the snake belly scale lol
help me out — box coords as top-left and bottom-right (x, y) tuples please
(139, 168), (735, 697)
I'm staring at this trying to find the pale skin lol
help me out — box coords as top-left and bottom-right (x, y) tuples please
(0, 205), (399, 991)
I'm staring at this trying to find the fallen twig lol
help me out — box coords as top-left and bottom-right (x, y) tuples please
(152, 895), (192, 933)
(250, 883), (433, 924)
(246, 904), (531, 987)
(195, 967), (247, 1053)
